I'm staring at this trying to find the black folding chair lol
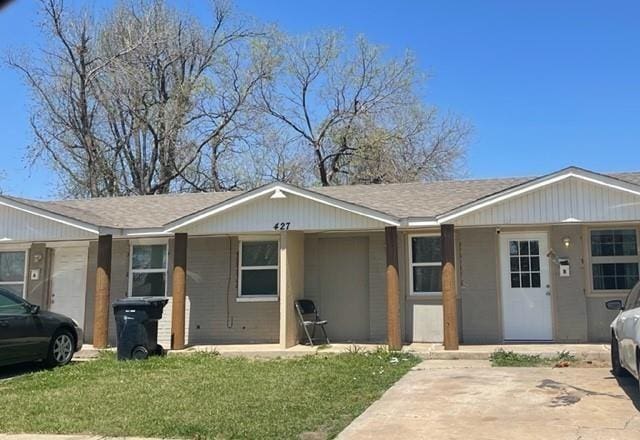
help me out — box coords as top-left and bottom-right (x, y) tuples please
(295, 299), (330, 346)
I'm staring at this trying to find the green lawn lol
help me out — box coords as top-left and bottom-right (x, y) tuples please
(0, 350), (419, 439)
(490, 349), (577, 367)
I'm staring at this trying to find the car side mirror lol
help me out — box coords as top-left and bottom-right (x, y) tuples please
(29, 304), (40, 314)
(605, 300), (624, 311)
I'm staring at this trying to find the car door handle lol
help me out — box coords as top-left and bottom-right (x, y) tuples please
(0, 321), (8, 328)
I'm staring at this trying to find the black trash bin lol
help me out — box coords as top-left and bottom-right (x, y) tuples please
(113, 297), (169, 360)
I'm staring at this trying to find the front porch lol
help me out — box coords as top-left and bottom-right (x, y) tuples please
(88, 224), (460, 351)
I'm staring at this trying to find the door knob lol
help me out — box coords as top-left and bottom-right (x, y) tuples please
(545, 291), (551, 296)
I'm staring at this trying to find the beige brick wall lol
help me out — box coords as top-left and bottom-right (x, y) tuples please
(185, 236), (279, 344)
(549, 225), (588, 342)
(457, 228), (501, 344)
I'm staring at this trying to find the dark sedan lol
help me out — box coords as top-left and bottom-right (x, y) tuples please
(0, 287), (83, 367)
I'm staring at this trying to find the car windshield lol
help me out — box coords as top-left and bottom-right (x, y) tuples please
(623, 282), (640, 310)
(0, 288), (28, 314)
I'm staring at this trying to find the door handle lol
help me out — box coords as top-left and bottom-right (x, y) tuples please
(545, 291), (551, 296)
(0, 321), (8, 328)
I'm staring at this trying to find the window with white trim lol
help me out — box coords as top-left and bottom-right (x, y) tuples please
(590, 229), (639, 291)
(239, 240), (279, 298)
(0, 251), (27, 297)
(130, 244), (168, 297)
(410, 235), (442, 295)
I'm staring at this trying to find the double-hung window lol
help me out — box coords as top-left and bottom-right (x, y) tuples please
(239, 240), (279, 300)
(129, 243), (168, 297)
(0, 251), (27, 297)
(590, 229), (639, 291)
(410, 235), (442, 295)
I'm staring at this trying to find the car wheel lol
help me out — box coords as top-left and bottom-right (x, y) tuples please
(131, 346), (149, 360)
(46, 329), (75, 367)
(611, 334), (629, 377)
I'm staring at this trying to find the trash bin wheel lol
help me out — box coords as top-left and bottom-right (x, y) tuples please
(154, 344), (165, 356)
(131, 346), (149, 360)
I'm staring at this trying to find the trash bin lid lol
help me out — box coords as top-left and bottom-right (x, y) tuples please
(112, 297), (169, 307)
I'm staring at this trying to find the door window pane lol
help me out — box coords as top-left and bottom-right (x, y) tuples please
(413, 266), (441, 293)
(508, 240), (541, 289)
(530, 257), (540, 272)
(531, 273), (541, 288)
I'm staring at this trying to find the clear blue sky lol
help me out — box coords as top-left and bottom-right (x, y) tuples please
(0, 0), (638, 198)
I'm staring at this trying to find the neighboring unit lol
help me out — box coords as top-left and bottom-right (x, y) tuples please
(1, 166), (639, 349)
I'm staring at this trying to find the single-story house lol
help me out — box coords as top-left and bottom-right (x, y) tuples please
(1, 166), (639, 350)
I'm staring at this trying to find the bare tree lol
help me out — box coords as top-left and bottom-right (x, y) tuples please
(9, 0), (272, 196)
(11, 1), (469, 197)
(257, 32), (470, 186)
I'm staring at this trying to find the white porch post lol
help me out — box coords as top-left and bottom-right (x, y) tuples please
(279, 231), (305, 348)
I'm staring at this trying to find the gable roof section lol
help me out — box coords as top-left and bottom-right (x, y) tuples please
(435, 167), (640, 224)
(163, 183), (400, 232)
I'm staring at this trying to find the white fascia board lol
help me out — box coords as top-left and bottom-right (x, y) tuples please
(436, 170), (640, 224)
(163, 183), (399, 233)
(0, 198), (99, 235)
(406, 219), (439, 227)
(126, 230), (172, 237)
(280, 186), (400, 226)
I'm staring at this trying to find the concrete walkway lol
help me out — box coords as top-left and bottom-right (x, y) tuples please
(338, 360), (640, 439)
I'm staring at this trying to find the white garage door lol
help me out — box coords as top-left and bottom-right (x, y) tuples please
(50, 246), (89, 328)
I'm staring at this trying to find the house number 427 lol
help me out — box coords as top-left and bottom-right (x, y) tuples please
(273, 222), (291, 231)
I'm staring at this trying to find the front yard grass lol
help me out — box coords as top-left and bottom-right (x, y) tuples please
(490, 349), (577, 367)
(0, 349), (419, 439)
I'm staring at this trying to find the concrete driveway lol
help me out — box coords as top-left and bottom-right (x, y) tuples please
(338, 360), (640, 440)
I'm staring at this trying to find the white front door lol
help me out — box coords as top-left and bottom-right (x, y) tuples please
(499, 232), (553, 341)
(49, 246), (89, 328)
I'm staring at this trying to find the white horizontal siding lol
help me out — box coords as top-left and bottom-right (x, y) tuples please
(455, 177), (640, 226)
(0, 204), (95, 242)
(182, 193), (385, 234)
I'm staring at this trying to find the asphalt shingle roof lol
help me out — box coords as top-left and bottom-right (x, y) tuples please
(6, 170), (640, 230)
